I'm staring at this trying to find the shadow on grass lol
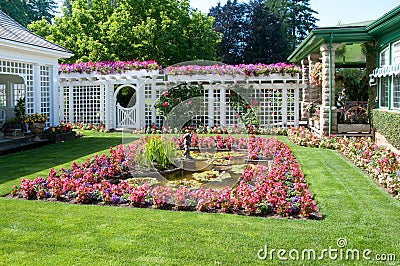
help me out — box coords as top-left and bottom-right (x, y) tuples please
(0, 132), (131, 189)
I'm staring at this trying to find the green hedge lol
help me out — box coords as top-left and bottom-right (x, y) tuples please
(371, 109), (400, 149)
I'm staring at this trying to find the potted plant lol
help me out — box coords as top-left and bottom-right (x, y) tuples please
(306, 102), (320, 129)
(24, 113), (48, 141)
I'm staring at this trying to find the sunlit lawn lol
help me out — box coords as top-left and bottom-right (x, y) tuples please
(0, 131), (399, 265)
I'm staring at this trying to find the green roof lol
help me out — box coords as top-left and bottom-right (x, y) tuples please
(366, 5), (400, 36)
(287, 23), (373, 64)
(288, 5), (400, 64)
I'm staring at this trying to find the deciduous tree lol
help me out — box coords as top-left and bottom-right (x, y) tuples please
(28, 0), (220, 65)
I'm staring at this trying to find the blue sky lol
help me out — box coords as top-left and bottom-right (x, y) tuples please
(190, 0), (399, 27)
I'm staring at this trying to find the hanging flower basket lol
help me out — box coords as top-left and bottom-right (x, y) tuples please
(310, 62), (322, 86)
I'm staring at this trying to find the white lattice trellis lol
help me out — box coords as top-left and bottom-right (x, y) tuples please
(59, 72), (302, 130)
(0, 59), (34, 114)
(40, 66), (51, 126)
(61, 83), (106, 125)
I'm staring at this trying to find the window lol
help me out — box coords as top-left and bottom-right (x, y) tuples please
(0, 84), (6, 107)
(379, 77), (389, 107)
(380, 48), (389, 67)
(393, 75), (400, 109)
(13, 83), (24, 106)
(393, 41), (400, 65)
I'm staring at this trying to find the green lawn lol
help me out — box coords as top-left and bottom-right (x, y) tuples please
(0, 132), (399, 265)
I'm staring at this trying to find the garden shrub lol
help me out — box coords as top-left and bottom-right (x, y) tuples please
(372, 109), (400, 150)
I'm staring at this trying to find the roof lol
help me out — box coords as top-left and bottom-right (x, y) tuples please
(288, 5), (400, 63)
(0, 10), (71, 55)
(366, 5), (400, 50)
(287, 22), (373, 64)
(366, 5), (400, 36)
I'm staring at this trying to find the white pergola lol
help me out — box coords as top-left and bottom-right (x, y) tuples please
(59, 71), (304, 130)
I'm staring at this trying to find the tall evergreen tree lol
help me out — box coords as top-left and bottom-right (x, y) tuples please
(30, 0), (58, 23)
(209, 0), (248, 64)
(243, 0), (289, 63)
(265, 0), (318, 51)
(61, 0), (73, 16)
(209, 0), (289, 64)
(0, 0), (34, 26)
(0, 0), (57, 25)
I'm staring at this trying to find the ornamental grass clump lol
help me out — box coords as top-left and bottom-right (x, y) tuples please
(142, 136), (176, 170)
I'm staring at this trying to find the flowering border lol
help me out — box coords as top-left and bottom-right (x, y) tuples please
(58, 60), (302, 78)
(59, 60), (161, 75)
(10, 136), (317, 218)
(287, 127), (400, 199)
(164, 63), (301, 77)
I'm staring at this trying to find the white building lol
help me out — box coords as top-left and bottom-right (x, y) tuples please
(0, 10), (72, 127)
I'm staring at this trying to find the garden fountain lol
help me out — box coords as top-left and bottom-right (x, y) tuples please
(125, 134), (255, 190)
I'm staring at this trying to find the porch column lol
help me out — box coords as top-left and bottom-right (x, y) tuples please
(108, 81), (116, 129)
(300, 57), (309, 119)
(106, 81), (114, 130)
(308, 53), (321, 105)
(208, 87), (214, 126)
(364, 41), (377, 115)
(51, 64), (59, 126)
(320, 43), (340, 135)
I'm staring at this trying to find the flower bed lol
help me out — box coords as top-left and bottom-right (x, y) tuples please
(59, 60), (160, 75)
(41, 123), (78, 143)
(287, 127), (400, 199)
(164, 63), (301, 77)
(9, 136), (318, 218)
(71, 122), (109, 133)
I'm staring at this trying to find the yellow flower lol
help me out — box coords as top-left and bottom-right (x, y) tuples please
(24, 113), (48, 124)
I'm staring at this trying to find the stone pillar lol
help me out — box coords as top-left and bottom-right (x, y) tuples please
(319, 43), (340, 135)
(300, 57), (310, 119)
(308, 53), (321, 104)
